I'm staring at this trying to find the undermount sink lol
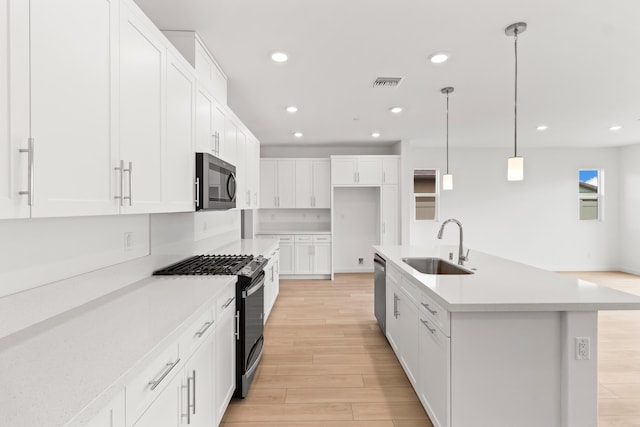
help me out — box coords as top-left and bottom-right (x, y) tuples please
(402, 257), (474, 275)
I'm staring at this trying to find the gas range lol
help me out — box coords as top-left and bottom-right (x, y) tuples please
(153, 254), (268, 287)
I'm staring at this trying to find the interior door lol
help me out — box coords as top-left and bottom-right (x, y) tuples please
(30, 0), (119, 217)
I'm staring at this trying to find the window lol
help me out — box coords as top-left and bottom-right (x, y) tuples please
(414, 169), (438, 220)
(578, 169), (602, 220)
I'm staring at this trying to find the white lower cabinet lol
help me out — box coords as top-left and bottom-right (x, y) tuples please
(263, 247), (280, 322)
(85, 390), (125, 427)
(419, 317), (450, 427)
(293, 235), (332, 275)
(279, 238), (295, 274)
(214, 289), (237, 423)
(132, 370), (182, 427)
(184, 330), (215, 427)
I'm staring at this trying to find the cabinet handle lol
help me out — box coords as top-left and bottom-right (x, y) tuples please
(191, 369), (197, 415)
(383, 223), (386, 234)
(183, 376), (191, 424)
(195, 178), (200, 208)
(393, 293), (399, 318)
(247, 190), (250, 206)
(383, 171), (386, 183)
(114, 159), (124, 206)
(235, 311), (240, 340)
(148, 358), (180, 391)
(195, 320), (214, 338)
(223, 297), (235, 309)
(18, 137), (34, 206)
(421, 319), (437, 334)
(420, 302), (437, 315)
(123, 161), (133, 206)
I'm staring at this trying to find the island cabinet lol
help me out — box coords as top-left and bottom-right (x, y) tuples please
(374, 245), (637, 427)
(385, 263), (420, 387)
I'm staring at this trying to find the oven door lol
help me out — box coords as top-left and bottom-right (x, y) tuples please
(236, 270), (265, 397)
(195, 152), (236, 210)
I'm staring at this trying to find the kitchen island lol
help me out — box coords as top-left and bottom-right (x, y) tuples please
(374, 244), (640, 427)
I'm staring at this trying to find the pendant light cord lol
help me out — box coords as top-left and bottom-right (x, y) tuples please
(513, 29), (519, 157)
(446, 91), (450, 174)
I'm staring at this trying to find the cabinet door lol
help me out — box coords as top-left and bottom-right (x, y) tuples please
(294, 243), (313, 274)
(186, 332), (215, 427)
(277, 160), (296, 208)
(215, 299), (236, 423)
(132, 371), (181, 427)
(250, 138), (260, 208)
(29, 0), (119, 217)
(313, 243), (331, 274)
(381, 185), (399, 245)
(295, 160), (313, 208)
(331, 158), (356, 185)
(260, 159), (277, 208)
(419, 318), (450, 427)
(356, 158), (382, 185)
(119, 4), (165, 214)
(235, 129), (248, 209)
(397, 293), (420, 387)
(263, 260), (274, 320)
(223, 115), (237, 168)
(385, 280), (401, 354)
(382, 158), (399, 185)
(280, 243), (294, 274)
(312, 160), (331, 208)
(85, 390), (125, 427)
(195, 88), (214, 154)
(212, 104), (226, 159)
(165, 53), (195, 212)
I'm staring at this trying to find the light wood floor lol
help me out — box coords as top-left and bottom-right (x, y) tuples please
(221, 272), (640, 427)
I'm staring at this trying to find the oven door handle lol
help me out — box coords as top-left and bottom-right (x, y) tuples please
(242, 271), (265, 298)
(227, 172), (237, 201)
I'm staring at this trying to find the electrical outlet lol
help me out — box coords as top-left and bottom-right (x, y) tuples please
(124, 232), (133, 251)
(358, 258), (364, 265)
(576, 337), (590, 360)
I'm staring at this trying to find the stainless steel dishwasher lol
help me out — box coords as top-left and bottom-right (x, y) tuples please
(374, 254), (386, 334)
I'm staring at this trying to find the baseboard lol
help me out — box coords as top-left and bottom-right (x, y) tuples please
(280, 274), (331, 280)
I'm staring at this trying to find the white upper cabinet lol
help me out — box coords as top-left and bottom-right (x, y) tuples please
(248, 137), (260, 208)
(165, 52), (195, 212)
(331, 156), (382, 185)
(0, 0), (29, 219)
(195, 88), (214, 154)
(162, 31), (227, 105)
(260, 159), (294, 208)
(235, 129), (248, 209)
(119, 2), (166, 214)
(27, 0), (120, 218)
(382, 157), (399, 185)
(295, 159), (330, 208)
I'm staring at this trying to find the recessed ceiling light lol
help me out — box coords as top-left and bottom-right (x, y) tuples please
(293, 132), (303, 138)
(429, 52), (449, 64)
(371, 132), (380, 138)
(609, 125), (622, 131)
(286, 106), (298, 113)
(389, 106), (403, 114)
(271, 52), (288, 63)
(536, 125), (548, 131)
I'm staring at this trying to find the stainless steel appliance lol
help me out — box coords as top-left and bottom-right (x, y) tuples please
(195, 152), (236, 210)
(153, 254), (268, 398)
(374, 254), (386, 334)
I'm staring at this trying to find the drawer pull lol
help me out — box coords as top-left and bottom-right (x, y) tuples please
(195, 321), (214, 338)
(421, 302), (437, 315)
(421, 319), (436, 334)
(222, 297), (235, 309)
(149, 358), (180, 391)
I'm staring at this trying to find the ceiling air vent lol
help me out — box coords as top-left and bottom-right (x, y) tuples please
(372, 77), (403, 88)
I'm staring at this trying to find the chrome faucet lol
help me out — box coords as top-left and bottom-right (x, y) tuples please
(437, 218), (469, 265)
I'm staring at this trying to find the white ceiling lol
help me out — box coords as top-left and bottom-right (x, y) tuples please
(134, 0), (640, 149)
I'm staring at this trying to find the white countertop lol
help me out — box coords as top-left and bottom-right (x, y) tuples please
(0, 238), (276, 427)
(374, 245), (640, 312)
(255, 230), (332, 235)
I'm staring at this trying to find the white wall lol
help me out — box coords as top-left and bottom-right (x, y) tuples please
(619, 144), (640, 274)
(402, 143), (620, 270)
(333, 187), (379, 272)
(0, 209), (240, 338)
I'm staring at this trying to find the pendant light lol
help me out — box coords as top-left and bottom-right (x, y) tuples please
(441, 87), (454, 190)
(505, 22), (527, 181)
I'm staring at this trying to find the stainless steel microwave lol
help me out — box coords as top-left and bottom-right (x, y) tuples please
(195, 153), (236, 210)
